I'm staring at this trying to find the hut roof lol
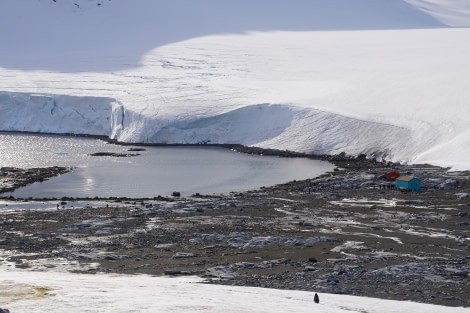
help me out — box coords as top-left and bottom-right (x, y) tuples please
(396, 176), (415, 182)
(386, 171), (400, 181)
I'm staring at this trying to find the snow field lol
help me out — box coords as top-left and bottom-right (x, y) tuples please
(1, 27), (470, 169)
(1, 270), (469, 313)
(1, 0), (470, 170)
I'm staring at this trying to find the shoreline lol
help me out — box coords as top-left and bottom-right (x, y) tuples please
(1, 158), (469, 307)
(1, 131), (469, 307)
(0, 129), (393, 162)
(0, 130), (386, 201)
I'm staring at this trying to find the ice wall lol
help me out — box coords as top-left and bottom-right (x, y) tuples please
(0, 92), (123, 137)
(0, 93), (414, 165)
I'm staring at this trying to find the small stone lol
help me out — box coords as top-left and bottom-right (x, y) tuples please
(154, 243), (176, 250)
(172, 252), (196, 259)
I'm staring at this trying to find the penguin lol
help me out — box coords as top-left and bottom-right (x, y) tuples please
(314, 293), (320, 304)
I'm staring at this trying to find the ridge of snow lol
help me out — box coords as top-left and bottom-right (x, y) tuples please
(404, 0), (470, 26)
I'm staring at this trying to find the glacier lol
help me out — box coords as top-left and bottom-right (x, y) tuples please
(0, 0), (470, 170)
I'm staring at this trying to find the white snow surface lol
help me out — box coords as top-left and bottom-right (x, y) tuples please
(404, 0), (470, 26)
(1, 0), (470, 170)
(1, 270), (469, 313)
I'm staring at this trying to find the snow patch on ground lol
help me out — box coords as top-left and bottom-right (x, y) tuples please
(1, 270), (469, 313)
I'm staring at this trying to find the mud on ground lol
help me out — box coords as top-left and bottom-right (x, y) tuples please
(1, 159), (469, 307)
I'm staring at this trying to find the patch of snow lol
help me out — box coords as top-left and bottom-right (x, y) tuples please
(1, 270), (470, 313)
(331, 241), (369, 253)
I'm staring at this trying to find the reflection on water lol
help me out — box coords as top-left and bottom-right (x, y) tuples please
(1, 132), (334, 198)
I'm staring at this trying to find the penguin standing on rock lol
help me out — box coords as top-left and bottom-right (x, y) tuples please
(314, 293), (320, 304)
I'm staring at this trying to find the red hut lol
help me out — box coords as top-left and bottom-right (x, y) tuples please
(386, 171), (400, 181)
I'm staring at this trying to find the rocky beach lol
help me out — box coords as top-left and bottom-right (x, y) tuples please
(1, 153), (469, 308)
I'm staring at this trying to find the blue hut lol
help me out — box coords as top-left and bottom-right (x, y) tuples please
(395, 176), (421, 191)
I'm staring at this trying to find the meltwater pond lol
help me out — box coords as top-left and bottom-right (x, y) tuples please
(0, 133), (334, 198)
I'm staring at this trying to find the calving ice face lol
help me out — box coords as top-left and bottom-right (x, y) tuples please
(0, 0), (469, 170)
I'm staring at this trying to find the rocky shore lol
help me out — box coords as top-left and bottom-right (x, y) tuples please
(1, 154), (469, 308)
(0, 167), (70, 194)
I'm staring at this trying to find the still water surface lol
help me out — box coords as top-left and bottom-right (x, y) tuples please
(0, 133), (334, 198)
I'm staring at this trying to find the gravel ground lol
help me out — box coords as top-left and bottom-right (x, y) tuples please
(1, 156), (469, 307)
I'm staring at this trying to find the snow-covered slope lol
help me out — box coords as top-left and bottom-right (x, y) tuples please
(1, 0), (470, 170)
(404, 0), (470, 26)
(2, 271), (469, 313)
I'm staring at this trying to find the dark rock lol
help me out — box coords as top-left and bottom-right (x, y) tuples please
(76, 223), (92, 229)
(89, 152), (140, 157)
(454, 271), (468, 277)
(104, 254), (121, 261)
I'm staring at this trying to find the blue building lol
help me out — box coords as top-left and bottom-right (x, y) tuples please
(395, 176), (421, 191)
